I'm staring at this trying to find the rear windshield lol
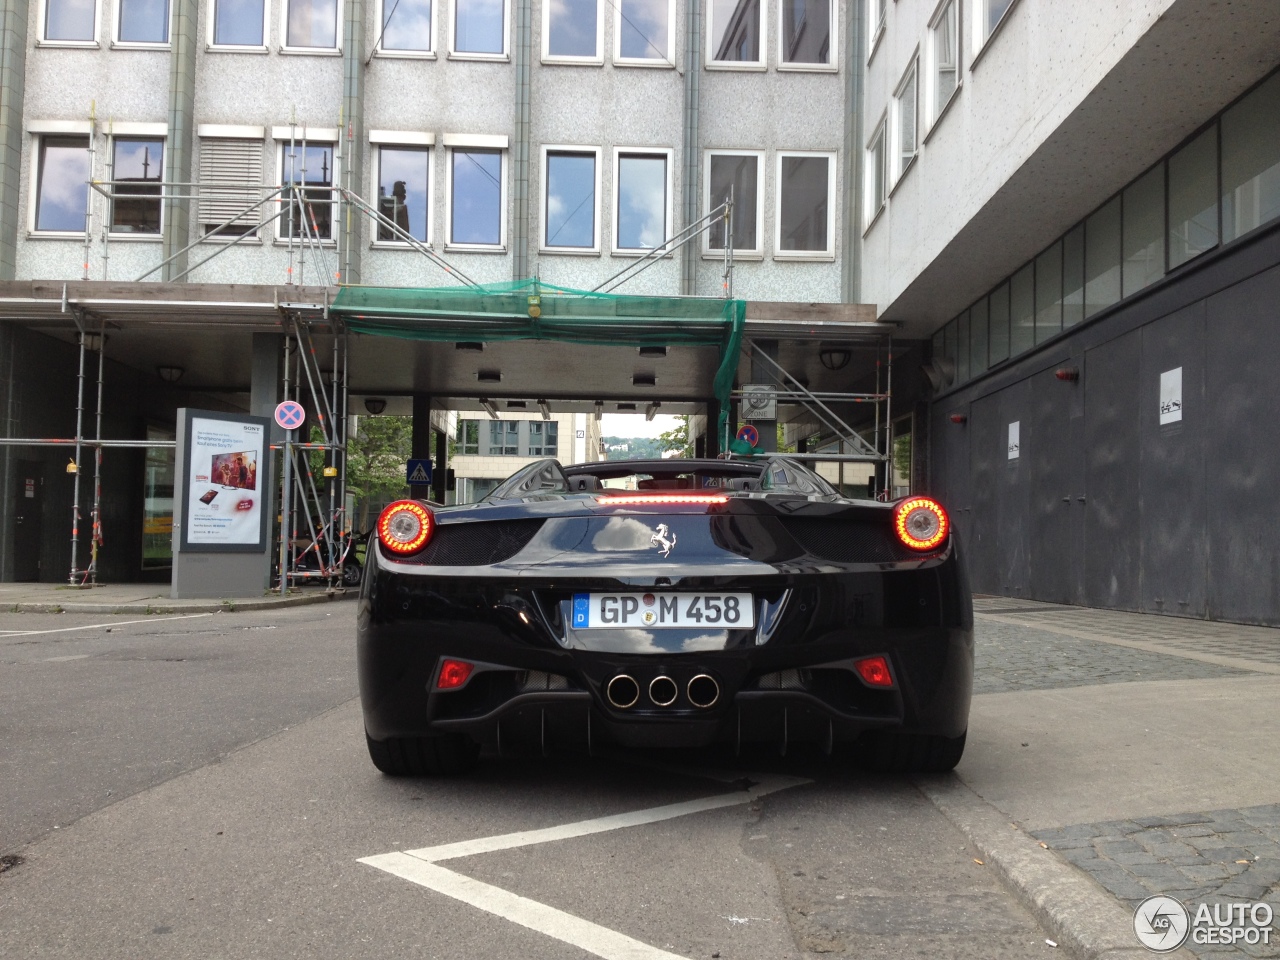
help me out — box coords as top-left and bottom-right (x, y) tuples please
(563, 459), (838, 497)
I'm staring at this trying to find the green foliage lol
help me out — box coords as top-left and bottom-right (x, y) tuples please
(602, 436), (667, 460)
(346, 415), (414, 528)
(657, 415), (693, 458)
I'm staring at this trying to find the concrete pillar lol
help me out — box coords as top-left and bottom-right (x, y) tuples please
(0, 0), (28, 281)
(511, 0), (532, 280)
(162, 0), (198, 280)
(750, 340), (777, 452)
(341, 0), (364, 283)
(411, 393), (432, 500)
(680, 0), (702, 295)
(249, 333), (282, 418)
(705, 399), (720, 458)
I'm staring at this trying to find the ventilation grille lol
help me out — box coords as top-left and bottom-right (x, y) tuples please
(781, 518), (943, 563)
(411, 519), (545, 566)
(197, 138), (264, 229)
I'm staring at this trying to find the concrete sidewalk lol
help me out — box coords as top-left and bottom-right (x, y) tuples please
(0, 581), (355, 614)
(922, 598), (1280, 960)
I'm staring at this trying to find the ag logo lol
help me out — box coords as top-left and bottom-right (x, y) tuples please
(1134, 896), (1190, 952)
(649, 523), (676, 558)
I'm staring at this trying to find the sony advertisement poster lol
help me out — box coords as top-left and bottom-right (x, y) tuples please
(184, 415), (267, 548)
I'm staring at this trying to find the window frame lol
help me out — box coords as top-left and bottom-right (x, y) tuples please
(866, 0), (886, 61)
(445, 138), (508, 251)
(279, 0), (343, 53)
(38, 0), (101, 46)
(612, 0), (675, 67)
(207, 0), (269, 50)
(775, 149), (837, 260)
(540, 0), (602, 64)
(540, 144), (602, 255)
(891, 53), (919, 186)
(705, 0), (766, 71)
(108, 133), (166, 237)
(776, 0), (836, 72)
(971, 0), (1018, 66)
(29, 129), (93, 237)
(374, 0), (436, 56)
(370, 136), (434, 247)
(863, 117), (887, 232)
(924, 0), (960, 138)
(196, 127), (266, 242)
(274, 137), (339, 244)
(702, 148), (765, 259)
(611, 146), (674, 255)
(113, 0), (172, 47)
(448, 0), (510, 60)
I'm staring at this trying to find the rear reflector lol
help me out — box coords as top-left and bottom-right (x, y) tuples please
(377, 500), (434, 555)
(854, 655), (894, 688)
(437, 659), (474, 690)
(893, 497), (949, 551)
(598, 495), (729, 505)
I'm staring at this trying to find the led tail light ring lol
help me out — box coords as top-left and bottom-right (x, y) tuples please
(893, 497), (949, 551)
(377, 500), (435, 556)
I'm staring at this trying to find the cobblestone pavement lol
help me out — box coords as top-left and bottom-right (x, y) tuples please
(1035, 806), (1280, 958)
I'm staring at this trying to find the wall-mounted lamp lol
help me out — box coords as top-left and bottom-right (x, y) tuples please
(364, 397), (387, 415)
(819, 347), (851, 371)
(949, 413), (968, 425)
(479, 398), (499, 420)
(1055, 367), (1080, 382)
(645, 401), (661, 421)
(156, 365), (184, 383)
(537, 399), (551, 421)
(593, 400), (603, 422)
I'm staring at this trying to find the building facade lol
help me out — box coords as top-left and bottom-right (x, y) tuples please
(451, 409), (602, 501)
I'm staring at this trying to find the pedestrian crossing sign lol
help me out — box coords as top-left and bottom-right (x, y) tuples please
(405, 459), (433, 484)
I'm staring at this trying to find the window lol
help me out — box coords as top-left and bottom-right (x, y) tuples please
(614, 149), (671, 252)
(280, 142), (336, 240)
(449, 146), (504, 247)
(779, 0), (831, 67)
(43, 0), (96, 42)
(893, 60), (918, 180)
(1062, 223), (1084, 328)
(378, 0), (432, 52)
(779, 152), (834, 256)
(864, 121), (886, 224)
(458, 420), (480, 454)
(615, 0), (671, 63)
(211, 0), (265, 46)
(490, 420), (519, 455)
(198, 134), (264, 237)
(1222, 71), (1280, 243)
(117, 0), (168, 43)
(955, 308), (969, 383)
(543, 148), (598, 250)
(1169, 126), (1219, 268)
(1122, 165), (1164, 295)
(1034, 240), (1062, 343)
(1084, 195), (1121, 318)
(527, 421), (558, 456)
(976, 0), (1014, 48)
(705, 151), (762, 254)
(1010, 264), (1034, 355)
(867, 0), (885, 55)
(989, 281), (1011, 361)
(969, 294), (988, 376)
(708, 0), (763, 67)
(142, 425), (175, 570)
(543, 0), (600, 61)
(34, 136), (90, 233)
(452, 0), (505, 55)
(377, 146), (430, 242)
(929, 0), (958, 125)
(111, 138), (164, 234)
(285, 0), (338, 48)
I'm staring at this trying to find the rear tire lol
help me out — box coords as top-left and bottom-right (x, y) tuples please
(857, 729), (966, 774)
(342, 561), (362, 587)
(365, 732), (480, 776)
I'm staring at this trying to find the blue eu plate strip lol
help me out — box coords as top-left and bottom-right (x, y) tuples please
(571, 593), (590, 628)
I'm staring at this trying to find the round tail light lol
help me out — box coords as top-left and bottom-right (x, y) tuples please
(377, 500), (434, 556)
(893, 497), (949, 551)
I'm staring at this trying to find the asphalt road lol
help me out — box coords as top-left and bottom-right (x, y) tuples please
(0, 605), (1054, 959)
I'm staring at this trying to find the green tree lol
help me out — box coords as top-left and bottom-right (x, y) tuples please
(346, 415), (413, 531)
(657, 415), (693, 457)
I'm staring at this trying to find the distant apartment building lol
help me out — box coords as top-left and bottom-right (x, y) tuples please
(451, 411), (603, 502)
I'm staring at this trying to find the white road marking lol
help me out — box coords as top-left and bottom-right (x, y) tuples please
(0, 613), (213, 639)
(360, 771), (809, 960)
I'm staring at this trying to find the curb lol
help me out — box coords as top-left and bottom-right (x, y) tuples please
(4, 591), (357, 616)
(915, 774), (1197, 960)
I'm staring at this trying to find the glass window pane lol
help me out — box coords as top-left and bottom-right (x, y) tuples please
(455, 0), (503, 53)
(119, 0), (168, 42)
(988, 282), (1010, 360)
(780, 155), (829, 251)
(618, 0), (667, 58)
(283, 144), (334, 239)
(1035, 240), (1062, 344)
(1010, 265), (1034, 356)
(709, 0), (760, 62)
(214, 0), (263, 44)
(547, 0), (596, 56)
(1062, 223), (1084, 328)
(45, 0), (95, 41)
(1223, 72), (1280, 243)
(616, 153), (665, 249)
(286, 0), (337, 46)
(867, 130), (885, 215)
(378, 147), (429, 241)
(781, 0), (829, 65)
(955, 310), (970, 383)
(897, 66), (917, 171)
(111, 138), (163, 233)
(708, 154), (758, 250)
(933, 1), (957, 115)
(984, 0), (1012, 37)
(1167, 126), (1219, 268)
(451, 148), (502, 245)
(943, 319), (956, 369)
(36, 137), (90, 232)
(545, 151), (595, 248)
(1085, 196), (1121, 318)
(1123, 165), (1164, 295)
(931, 328), (944, 364)
(982, 295), (1008, 365)
(381, 0), (431, 50)
(969, 297), (988, 375)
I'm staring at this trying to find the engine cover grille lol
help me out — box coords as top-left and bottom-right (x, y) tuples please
(782, 518), (943, 563)
(412, 519), (545, 566)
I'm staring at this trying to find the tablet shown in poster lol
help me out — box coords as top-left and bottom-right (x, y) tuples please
(185, 416), (266, 547)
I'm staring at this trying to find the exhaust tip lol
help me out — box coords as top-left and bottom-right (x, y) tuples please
(606, 674), (640, 709)
(649, 675), (678, 707)
(687, 674), (720, 709)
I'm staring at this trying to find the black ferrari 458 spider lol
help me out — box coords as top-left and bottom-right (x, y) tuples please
(357, 456), (973, 775)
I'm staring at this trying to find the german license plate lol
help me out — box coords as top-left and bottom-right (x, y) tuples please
(571, 592), (754, 630)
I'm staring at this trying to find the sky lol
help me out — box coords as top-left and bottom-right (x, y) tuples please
(599, 412), (681, 439)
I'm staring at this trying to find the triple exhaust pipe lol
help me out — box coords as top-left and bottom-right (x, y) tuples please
(606, 673), (720, 709)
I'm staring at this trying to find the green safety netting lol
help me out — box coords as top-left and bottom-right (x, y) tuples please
(331, 278), (746, 439)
